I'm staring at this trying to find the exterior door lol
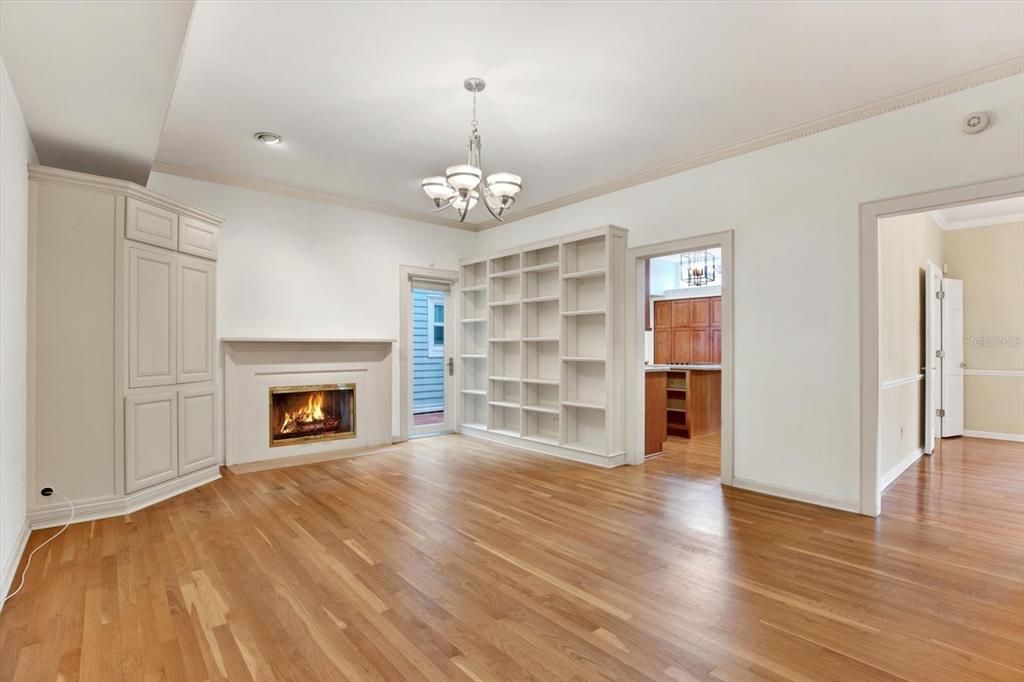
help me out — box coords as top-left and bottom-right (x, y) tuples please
(127, 243), (176, 388)
(923, 262), (942, 453)
(940, 278), (964, 437)
(412, 280), (454, 436)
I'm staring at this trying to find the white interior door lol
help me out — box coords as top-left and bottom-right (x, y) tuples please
(923, 262), (942, 453)
(940, 277), (964, 437)
(411, 280), (454, 436)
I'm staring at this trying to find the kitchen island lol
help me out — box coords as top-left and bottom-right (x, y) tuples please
(644, 365), (721, 455)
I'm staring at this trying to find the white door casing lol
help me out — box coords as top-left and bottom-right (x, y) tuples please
(923, 261), (943, 454)
(941, 278), (965, 437)
(128, 242), (177, 388)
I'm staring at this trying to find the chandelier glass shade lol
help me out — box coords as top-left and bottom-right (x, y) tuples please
(421, 78), (522, 223)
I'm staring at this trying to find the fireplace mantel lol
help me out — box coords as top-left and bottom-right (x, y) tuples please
(223, 338), (393, 470)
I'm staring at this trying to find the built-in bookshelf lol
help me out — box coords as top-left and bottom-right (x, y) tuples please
(456, 226), (627, 467)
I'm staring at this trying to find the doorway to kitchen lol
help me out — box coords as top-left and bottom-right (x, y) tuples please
(625, 232), (734, 485)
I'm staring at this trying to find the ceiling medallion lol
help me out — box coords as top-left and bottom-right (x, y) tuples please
(421, 78), (522, 223)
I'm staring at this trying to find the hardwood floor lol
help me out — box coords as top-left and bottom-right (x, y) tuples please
(2, 435), (1021, 681)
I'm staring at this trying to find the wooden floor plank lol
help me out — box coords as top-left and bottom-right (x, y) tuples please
(1, 433), (1021, 681)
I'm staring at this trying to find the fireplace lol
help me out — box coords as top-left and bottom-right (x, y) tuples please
(269, 383), (355, 446)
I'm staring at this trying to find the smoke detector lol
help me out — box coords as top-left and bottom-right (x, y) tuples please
(962, 112), (990, 135)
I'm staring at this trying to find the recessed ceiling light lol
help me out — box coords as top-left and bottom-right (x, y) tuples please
(254, 131), (282, 145)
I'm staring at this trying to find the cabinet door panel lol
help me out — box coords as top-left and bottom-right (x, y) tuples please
(654, 329), (671, 364)
(178, 386), (217, 474)
(126, 198), (178, 250)
(671, 328), (691, 364)
(670, 300), (690, 328)
(128, 244), (176, 388)
(125, 391), (177, 492)
(177, 255), (215, 383)
(711, 328), (722, 363)
(653, 300), (671, 329)
(179, 216), (218, 260)
(691, 328), (711, 363)
(710, 296), (722, 328)
(690, 298), (710, 328)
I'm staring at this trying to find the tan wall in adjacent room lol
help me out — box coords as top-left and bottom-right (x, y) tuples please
(944, 221), (1024, 438)
(878, 212), (944, 478)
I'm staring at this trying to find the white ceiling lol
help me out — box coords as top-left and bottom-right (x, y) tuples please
(930, 196), (1024, 230)
(0, 1), (194, 184)
(154, 1), (1024, 227)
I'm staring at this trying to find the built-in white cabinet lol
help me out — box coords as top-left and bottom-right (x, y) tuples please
(177, 255), (216, 383)
(458, 226), (627, 467)
(125, 390), (179, 493)
(126, 197), (179, 250)
(178, 385), (217, 474)
(29, 166), (223, 520)
(128, 243), (177, 388)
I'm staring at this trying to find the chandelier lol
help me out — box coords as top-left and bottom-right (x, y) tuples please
(681, 249), (718, 287)
(421, 78), (522, 223)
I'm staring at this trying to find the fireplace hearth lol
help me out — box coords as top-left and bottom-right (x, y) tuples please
(269, 383), (355, 446)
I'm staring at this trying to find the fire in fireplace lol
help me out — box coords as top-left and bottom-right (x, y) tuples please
(269, 383), (355, 446)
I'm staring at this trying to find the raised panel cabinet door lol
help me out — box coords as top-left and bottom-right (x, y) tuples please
(690, 297), (710, 328)
(671, 328), (691, 364)
(178, 386), (217, 474)
(710, 296), (722, 328)
(653, 300), (672, 329)
(126, 198), (178, 250)
(177, 255), (215, 383)
(128, 243), (176, 388)
(670, 299), (690, 328)
(711, 328), (722, 363)
(125, 391), (178, 492)
(691, 328), (711, 363)
(178, 216), (218, 260)
(654, 329), (671, 364)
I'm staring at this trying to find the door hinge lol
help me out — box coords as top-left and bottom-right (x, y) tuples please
(447, 357), (454, 376)
(936, 349), (945, 359)
(935, 290), (946, 300)
(936, 408), (946, 418)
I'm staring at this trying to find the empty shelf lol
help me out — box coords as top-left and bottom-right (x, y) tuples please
(522, 295), (559, 304)
(561, 268), (605, 280)
(462, 284), (487, 292)
(561, 309), (606, 317)
(490, 428), (521, 438)
(489, 270), (521, 279)
(522, 434), (559, 447)
(489, 300), (520, 307)
(460, 354), (486, 359)
(522, 337), (558, 343)
(461, 317), (487, 323)
(460, 422), (487, 431)
(461, 389), (486, 395)
(562, 356), (605, 362)
(521, 262), (559, 273)
(488, 338), (520, 343)
(488, 376), (520, 382)
(522, 404), (559, 415)
(489, 400), (521, 408)
(522, 377), (559, 385)
(562, 400), (605, 410)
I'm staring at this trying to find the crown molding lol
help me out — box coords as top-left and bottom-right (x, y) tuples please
(149, 160), (478, 231)
(930, 209), (1024, 231)
(154, 57), (1023, 233)
(475, 57), (1024, 230)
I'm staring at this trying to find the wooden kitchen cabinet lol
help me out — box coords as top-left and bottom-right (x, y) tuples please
(711, 328), (722, 363)
(654, 300), (672, 328)
(654, 329), (672, 364)
(671, 328), (691, 364)
(670, 299), (690, 327)
(691, 328), (711, 364)
(645, 371), (667, 454)
(653, 295), (721, 366)
(689, 297), (710, 328)
(710, 297), (722, 328)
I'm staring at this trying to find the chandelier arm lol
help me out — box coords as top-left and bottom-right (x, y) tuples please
(458, 204), (469, 223)
(432, 196), (457, 212)
(481, 189), (505, 222)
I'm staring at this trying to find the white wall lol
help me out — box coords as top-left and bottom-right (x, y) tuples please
(146, 173), (477, 437)
(476, 75), (1024, 509)
(0, 57), (39, 597)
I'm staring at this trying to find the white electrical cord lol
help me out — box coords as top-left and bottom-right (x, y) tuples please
(2, 492), (74, 605)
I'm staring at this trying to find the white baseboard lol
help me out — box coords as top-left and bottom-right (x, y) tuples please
(28, 466), (222, 530)
(0, 520), (31, 608)
(963, 430), (1024, 443)
(730, 477), (861, 514)
(459, 427), (627, 468)
(880, 447), (925, 491)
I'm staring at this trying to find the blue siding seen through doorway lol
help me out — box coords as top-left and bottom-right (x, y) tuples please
(412, 288), (445, 413)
